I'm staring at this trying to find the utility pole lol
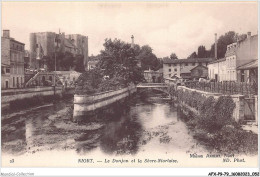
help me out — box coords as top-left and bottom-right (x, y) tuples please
(54, 34), (60, 96)
(215, 33), (218, 60)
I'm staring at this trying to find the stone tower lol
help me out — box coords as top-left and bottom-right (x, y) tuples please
(131, 35), (134, 48)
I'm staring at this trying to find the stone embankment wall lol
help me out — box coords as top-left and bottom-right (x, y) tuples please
(73, 85), (136, 120)
(1, 87), (63, 109)
(176, 86), (257, 123)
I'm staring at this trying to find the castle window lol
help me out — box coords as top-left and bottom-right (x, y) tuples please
(169, 69), (171, 72)
(185, 63), (188, 66)
(1, 66), (5, 74)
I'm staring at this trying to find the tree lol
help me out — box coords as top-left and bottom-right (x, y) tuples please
(162, 56), (170, 61)
(187, 52), (197, 59)
(99, 38), (143, 84)
(89, 54), (101, 61)
(73, 55), (85, 72)
(60, 52), (74, 71)
(137, 45), (162, 71)
(170, 53), (178, 60)
(210, 31), (238, 59)
(44, 52), (85, 72)
(236, 34), (247, 41)
(197, 45), (207, 58)
(76, 38), (148, 94)
(190, 31), (247, 59)
(75, 67), (103, 95)
(44, 51), (64, 71)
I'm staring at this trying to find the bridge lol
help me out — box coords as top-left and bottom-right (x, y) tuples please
(136, 83), (169, 94)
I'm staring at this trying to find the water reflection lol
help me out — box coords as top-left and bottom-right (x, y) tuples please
(99, 114), (142, 155)
(2, 91), (202, 156)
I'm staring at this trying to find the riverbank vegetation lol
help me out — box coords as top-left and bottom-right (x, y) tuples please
(176, 89), (258, 155)
(75, 39), (145, 95)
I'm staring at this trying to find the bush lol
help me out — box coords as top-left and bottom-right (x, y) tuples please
(177, 89), (236, 133)
(212, 126), (258, 154)
(197, 96), (236, 132)
(97, 76), (127, 92)
(75, 69), (103, 95)
(75, 68), (131, 95)
(178, 89), (257, 154)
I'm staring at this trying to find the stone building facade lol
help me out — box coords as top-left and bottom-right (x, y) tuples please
(163, 58), (212, 79)
(1, 30), (25, 89)
(208, 58), (227, 82)
(1, 30), (11, 89)
(87, 60), (99, 70)
(65, 34), (88, 67)
(226, 32), (258, 82)
(190, 65), (208, 79)
(208, 32), (258, 83)
(29, 31), (88, 70)
(144, 68), (163, 83)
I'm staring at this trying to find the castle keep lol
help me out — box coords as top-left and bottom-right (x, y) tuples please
(29, 31), (88, 70)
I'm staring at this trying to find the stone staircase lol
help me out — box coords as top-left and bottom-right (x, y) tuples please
(25, 71), (40, 87)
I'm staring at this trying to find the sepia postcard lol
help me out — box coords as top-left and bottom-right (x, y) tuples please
(1, 1), (259, 176)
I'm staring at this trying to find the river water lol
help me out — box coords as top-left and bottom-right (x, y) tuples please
(1, 91), (211, 167)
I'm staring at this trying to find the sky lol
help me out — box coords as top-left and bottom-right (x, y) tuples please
(1, 1), (258, 58)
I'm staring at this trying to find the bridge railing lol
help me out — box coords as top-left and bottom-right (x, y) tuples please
(184, 81), (257, 97)
(137, 83), (167, 87)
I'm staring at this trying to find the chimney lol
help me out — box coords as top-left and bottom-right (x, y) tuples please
(247, 32), (251, 39)
(131, 35), (134, 48)
(3, 30), (10, 38)
(215, 33), (217, 59)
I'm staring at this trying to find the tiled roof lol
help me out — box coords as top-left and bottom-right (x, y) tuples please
(190, 65), (208, 71)
(237, 59), (258, 70)
(208, 58), (226, 64)
(180, 66), (196, 74)
(163, 58), (213, 64)
(144, 68), (163, 73)
(10, 38), (25, 45)
(54, 71), (81, 75)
